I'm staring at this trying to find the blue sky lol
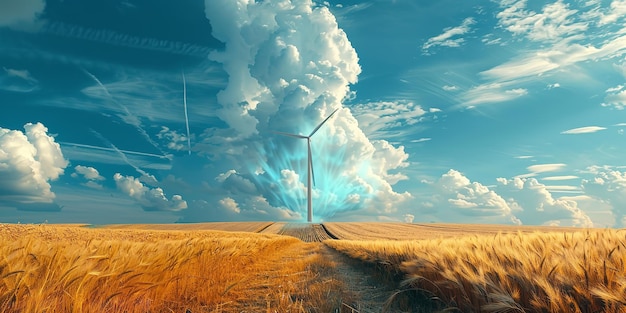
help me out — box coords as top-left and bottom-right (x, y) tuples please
(1, 0), (625, 227)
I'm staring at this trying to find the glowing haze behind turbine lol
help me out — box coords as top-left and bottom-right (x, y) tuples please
(273, 108), (338, 222)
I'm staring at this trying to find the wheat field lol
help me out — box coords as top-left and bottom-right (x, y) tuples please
(325, 229), (626, 312)
(0, 224), (344, 312)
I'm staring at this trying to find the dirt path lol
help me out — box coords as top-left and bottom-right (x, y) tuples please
(319, 245), (401, 312)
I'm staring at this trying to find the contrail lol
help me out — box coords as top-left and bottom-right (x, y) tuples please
(90, 129), (158, 184)
(182, 71), (191, 155)
(82, 68), (168, 157)
(59, 141), (171, 159)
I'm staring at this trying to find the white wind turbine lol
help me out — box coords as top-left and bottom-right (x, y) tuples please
(274, 108), (339, 223)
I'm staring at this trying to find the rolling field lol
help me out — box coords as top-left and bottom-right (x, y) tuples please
(323, 222), (584, 240)
(2, 222), (624, 312)
(325, 228), (626, 312)
(100, 222), (274, 233)
(0, 224), (344, 312)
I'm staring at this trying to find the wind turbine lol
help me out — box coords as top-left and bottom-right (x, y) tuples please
(274, 108), (339, 223)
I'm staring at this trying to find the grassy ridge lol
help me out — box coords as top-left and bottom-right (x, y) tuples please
(325, 229), (626, 312)
(0, 224), (343, 312)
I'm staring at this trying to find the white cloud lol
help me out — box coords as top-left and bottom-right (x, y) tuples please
(496, 177), (593, 227)
(527, 163), (566, 174)
(410, 138), (431, 143)
(606, 85), (624, 93)
(542, 175), (579, 181)
(113, 173), (187, 211)
(598, 0), (626, 25)
(496, 0), (588, 42)
(463, 83), (529, 106)
(71, 165), (105, 189)
(403, 213), (414, 223)
(219, 197), (240, 214)
(603, 88), (626, 110)
(442, 85), (458, 91)
(423, 17), (476, 53)
(1, 67), (39, 93)
(426, 170), (520, 224)
(350, 100), (427, 138)
(547, 83), (561, 89)
(157, 127), (190, 152)
(0, 123), (68, 207)
(72, 165), (105, 181)
(202, 0), (413, 221)
(561, 126), (607, 134)
(0, 0), (45, 29)
(582, 170), (626, 227)
(45, 21), (213, 58)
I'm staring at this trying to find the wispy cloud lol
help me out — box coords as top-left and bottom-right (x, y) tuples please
(44, 22), (213, 58)
(410, 138), (431, 143)
(561, 126), (607, 134)
(515, 155), (534, 159)
(422, 17), (476, 53)
(463, 83), (528, 106)
(543, 175), (579, 181)
(0, 67), (39, 93)
(518, 163), (567, 177)
(350, 100), (429, 139)
(496, 0), (588, 42)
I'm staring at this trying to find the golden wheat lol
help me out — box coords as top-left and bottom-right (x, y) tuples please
(323, 222), (583, 240)
(0, 224), (343, 312)
(325, 229), (626, 312)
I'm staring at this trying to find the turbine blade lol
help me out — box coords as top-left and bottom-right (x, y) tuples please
(309, 108), (339, 137)
(308, 139), (316, 186)
(272, 131), (308, 139)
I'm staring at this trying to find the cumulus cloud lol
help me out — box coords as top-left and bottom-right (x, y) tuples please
(422, 17), (476, 53)
(582, 169), (626, 227)
(603, 87), (626, 110)
(403, 213), (414, 223)
(157, 126), (190, 152)
(428, 170), (520, 224)
(496, 177), (593, 227)
(0, 123), (68, 209)
(71, 165), (105, 189)
(201, 0), (412, 221)
(561, 126), (607, 134)
(113, 173), (187, 211)
(219, 197), (240, 214)
(0, 0), (45, 29)
(419, 170), (593, 227)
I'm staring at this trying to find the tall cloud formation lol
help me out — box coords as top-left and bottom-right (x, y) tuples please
(0, 123), (68, 210)
(202, 0), (411, 221)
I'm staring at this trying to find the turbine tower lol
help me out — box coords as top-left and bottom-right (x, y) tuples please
(274, 108), (339, 223)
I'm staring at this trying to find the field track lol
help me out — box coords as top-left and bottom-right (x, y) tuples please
(275, 223), (336, 242)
